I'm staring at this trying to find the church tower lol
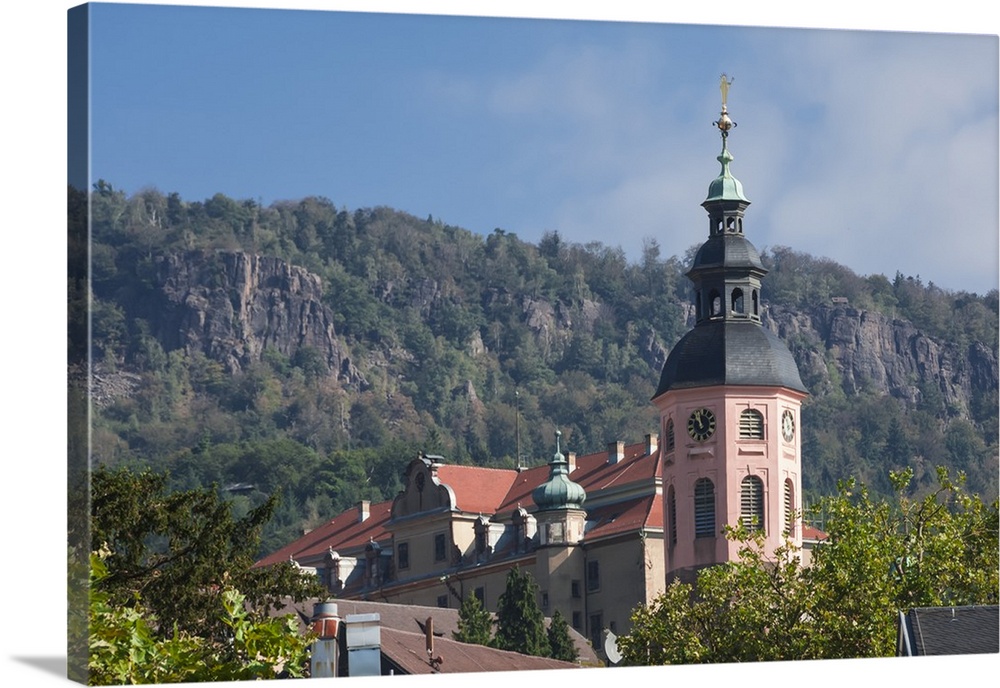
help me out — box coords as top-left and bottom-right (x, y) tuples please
(653, 77), (808, 582)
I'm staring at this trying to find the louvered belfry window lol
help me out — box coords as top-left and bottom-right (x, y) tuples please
(694, 478), (716, 538)
(739, 408), (764, 439)
(741, 475), (765, 532)
(665, 419), (675, 451)
(784, 478), (795, 535)
(668, 485), (677, 546)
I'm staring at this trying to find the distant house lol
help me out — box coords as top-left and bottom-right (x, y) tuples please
(896, 605), (999, 656)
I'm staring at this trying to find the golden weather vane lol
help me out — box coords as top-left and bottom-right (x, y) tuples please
(719, 73), (734, 111)
(715, 73), (736, 137)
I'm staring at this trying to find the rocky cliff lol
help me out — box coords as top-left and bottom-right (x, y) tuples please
(765, 303), (998, 413)
(152, 250), (364, 385)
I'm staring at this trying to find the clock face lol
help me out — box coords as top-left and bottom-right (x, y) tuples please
(687, 408), (716, 442)
(781, 410), (795, 442)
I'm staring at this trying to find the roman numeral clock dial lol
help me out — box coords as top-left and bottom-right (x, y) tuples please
(687, 408), (716, 442)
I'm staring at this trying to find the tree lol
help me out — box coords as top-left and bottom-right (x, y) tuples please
(546, 609), (577, 662)
(90, 466), (324, 646)
(88, 551), (313, 684)
(493, 567), (551, 657)
(617, 467), (998, 664)
(453, 594), (494, 646)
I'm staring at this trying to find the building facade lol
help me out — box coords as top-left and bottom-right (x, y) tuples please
(259, 81), (810, 655)
(257, 434), (665, 654)
(652, 84), (808, 582)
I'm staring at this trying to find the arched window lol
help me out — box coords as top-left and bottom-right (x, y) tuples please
(696, 291), (702, 319)
(694, 478), (716, 538)
(667, 485), (677, 547)
(731, 288), (745, 314)
(740, 476), (765, 532)
(752, 289), (759, 316)
(784, 478), (795, 536)
(665, 418), (675, 451)
(710, 290), (722, 316)
(739, 408), (764, 439)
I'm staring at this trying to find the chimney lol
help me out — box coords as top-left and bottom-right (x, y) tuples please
(645, 433), (659, 456)
(425, 616), (442, 669)
(607, 441), (625, 465)
(566, 451), (577, 474)
(310, 602), (341, 679)
(345, 613), (381, 677)
(357, 500), (370, 523)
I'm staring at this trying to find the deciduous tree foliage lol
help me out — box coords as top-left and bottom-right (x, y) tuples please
(90, 466), (324, 646)
(493, 567), (551, 658)
(88, 551), (313, 684)
(618, 468), (999, 664)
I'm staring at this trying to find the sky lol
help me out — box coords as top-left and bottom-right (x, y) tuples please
(1, 3), (998, 688)
(81, 2), (999, 295)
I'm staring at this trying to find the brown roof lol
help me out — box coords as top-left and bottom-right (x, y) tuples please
(380, 627), (581, 675)
(265, 597), (600, 666)
(255, 500), (393, 567)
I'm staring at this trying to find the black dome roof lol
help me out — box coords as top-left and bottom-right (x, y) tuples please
(689, 232), (766, 274)
(655, 319), (807, 397)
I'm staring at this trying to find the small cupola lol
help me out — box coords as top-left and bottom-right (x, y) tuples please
(532, 430), (586, 511)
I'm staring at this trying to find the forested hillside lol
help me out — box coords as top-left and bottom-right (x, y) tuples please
(70, 183), (999, 554)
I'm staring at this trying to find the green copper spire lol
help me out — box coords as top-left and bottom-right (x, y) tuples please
(532, 430), (586, 511)
(704, 74), (750, 205)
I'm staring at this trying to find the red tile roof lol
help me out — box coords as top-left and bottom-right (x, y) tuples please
(434, 464), (520, 514)
(255, 500), (393, 568)
(496, 441), (660, 514)
(584, 494), (662, 541)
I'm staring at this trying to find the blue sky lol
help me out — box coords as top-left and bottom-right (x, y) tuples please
(84, 2), (998, 295)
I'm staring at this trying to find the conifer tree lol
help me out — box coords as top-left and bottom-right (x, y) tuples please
(546, 609), (577, 662)
(453, 594), (493, 646)
(493, 566), (551, 657)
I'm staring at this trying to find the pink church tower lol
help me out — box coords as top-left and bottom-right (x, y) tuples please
(653, 77), (808, 583)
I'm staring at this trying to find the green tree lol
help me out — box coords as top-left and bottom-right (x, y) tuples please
(90, 466), (324, 645)
(618, 467), (998, 664)
(453, 594), (494, 646)
(493, 567), (551, 657)
(546, 609), (577, 662)
(88, 551), (313, 684)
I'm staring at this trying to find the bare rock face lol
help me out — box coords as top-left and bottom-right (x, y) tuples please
(765, 304), (998, 412)
(152, 250), (365, 385)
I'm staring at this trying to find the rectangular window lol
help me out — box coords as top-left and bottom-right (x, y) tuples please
(397, 542), (409, 570)
(434, 533), (447, 562)
(541, 591), (549, 610)
(572, 612), (582, 630)
(571, 579), (581, 598)
(474, 586), (485, 604)
(437, 595), (448, 608)
(589, 613), (603, 650)
(587, 560), (600, 592)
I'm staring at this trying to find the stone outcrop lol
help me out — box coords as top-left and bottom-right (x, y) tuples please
(764, 304), (998, 413)
(152, 250), (365, 385)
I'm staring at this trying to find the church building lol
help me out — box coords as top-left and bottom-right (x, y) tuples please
(258, 80), (810, 655)
(652, 80), (809, 582)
